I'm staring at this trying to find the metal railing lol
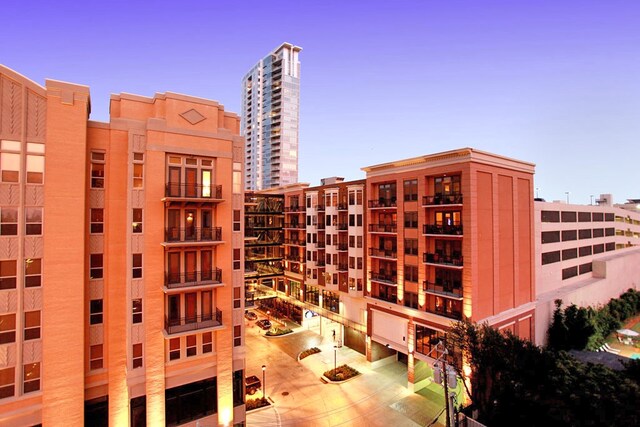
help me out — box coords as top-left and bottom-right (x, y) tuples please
(423, 281), (463, 299)
(165, 183), (222, 199)
(368, 223), (398, 233)
(165, 268), (222, 288)
(370, 272), (397, 285)
(423, 224), (463, 235)
(165, 309), (222, 334)
(368, 199), (397, 209)
(369, 248), (398, 259)
(164, 227), (222, 243)
(422, 193), (463, 206)
(423, 253), (463, 266)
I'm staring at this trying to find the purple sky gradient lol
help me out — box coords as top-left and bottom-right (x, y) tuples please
(2, 0), (639, 203)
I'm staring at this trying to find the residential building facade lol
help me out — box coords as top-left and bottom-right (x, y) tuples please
(0, 65), (246, 426)
(241, 42), (302, 190)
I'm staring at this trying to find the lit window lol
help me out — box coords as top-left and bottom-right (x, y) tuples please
(26, 154), (44, 184)
(0, 145), (20, 182)
(132, 299), (142, 324)
(202, 170), (211, 197)
(23, 362), (40, 393)
(132, 209), (143, 233)
(24, 258), (41, 288)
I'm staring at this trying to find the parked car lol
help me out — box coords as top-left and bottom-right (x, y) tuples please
(245, 375), (262, 395)
(256, 319), (272, 330)
(244, 310), (257, 321)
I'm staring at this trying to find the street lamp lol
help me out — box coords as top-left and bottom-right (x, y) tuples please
(261, 365), (266, 400)
(333, 340), (342, 378)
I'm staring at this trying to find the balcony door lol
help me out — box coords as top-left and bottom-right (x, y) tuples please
(184, 293), (197, 323)
(184, 251), (197, 283)
(201, 210), (212, 240)
(186, 168), (197, 197)
(168, 252), (180, 284)
(201, 170), (212, 198)
(201, 291), (212, 321)
(201, 250), (212, 281)
(167, 210), (180, 241)
(185, 209), (197, 241)
(168, 295), (180, 325)
(168, 167), (181, 197)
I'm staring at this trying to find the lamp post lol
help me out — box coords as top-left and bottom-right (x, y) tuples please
(261, 365), (266, 400)
(333, 340), (342, 378)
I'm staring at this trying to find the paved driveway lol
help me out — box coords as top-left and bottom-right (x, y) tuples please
(245, 322), (446, 426)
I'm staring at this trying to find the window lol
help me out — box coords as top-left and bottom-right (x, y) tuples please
(434, 176), (460, 196)
(26, 144), (45, 184)
(23, 362), (40, 393)
(234, 325), (241, 347)
(606, 242), (615, 251)
(561, 230), (577, 241)
(0, 367), (15, 399)
(349, 256), (355, 269)
(579, 263), (593, 274)
(186, 335), (197, 357)
(90, 300), (103, 325)
(561, 211), (577, 222)
(233, 210), (241, 231)
(349, 236), (355, 248)
(605, 213), (615, 221)
(541, 251), (561, 265)
(404, 239), (418, 256)
(562, 248), (577, 260)
(579, 246), (592, 257)
(593, 244), (605, 254)
(541, 231), (560, 244)
(592, 212), (604, 222)
(0, 208), (17, 235)
(0, 314), (16, 344)
(24, 258), (42, 288)
(405, 265), (419, 283)
(233, 370), (244, 407)
(132, 299), (142, 324)
(579, 229), (592, 239)
(233, 162), (242, 194)
(357, 236), (363, 248)
(132, 343), (143, 369)
(91, 152), (105, 188)
(169, 338), (180, 360)
(90, 344), (103, 370)
(357, 257), (363, 269)
(578, 212), (591, 222)
(133, 163), (143, 188)
(202, 332), (212, 353)
(404, 212), (418, 228)
(357, 214), (363, 227)
(233, 248), (241, 270)
(605, 227), (615, 236)
(90, 254), (103, 279)
(0, 140), (20, 182)
(593, 228), (604, 238)
(349, 214), (354, 227)
(404, 292), (418, 309)
(132, 254), (142, 278)
(404, 179), (418, 201)
(24, 311), (40, 340)
(0, 260), (16, 290)
(562, 266), (578, 280)
(541, 210), (560, 223)
(165, 378), (216, 427)
(25, 208), (42, 235)
(132, 209), (143, 233)
(90, 209), (103, 234)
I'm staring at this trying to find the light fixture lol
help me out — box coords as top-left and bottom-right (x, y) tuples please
(187, 213), (194, 222)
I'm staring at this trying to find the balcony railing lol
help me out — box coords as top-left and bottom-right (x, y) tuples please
(165, 269), (222, 288)
(165, 227), (222, 243)
(317, 240), (326, 248)
(423, 281), (463, 299)
(315, 204), (325, 211)
(165, 183), (222, 199)
(422, 193), (463, 206)
(423, 224), (463, 236)
(423, 253), (463, 267)
(370, 272), (397, 285)
(337, 223), (348, 231)
(427, 304), (462, 320)
(371, 293), (397, 304)
(315, 259), (326, 267)
(368, 223), (397, 233)
(337, 203), (348, 211)
(369, 248), (398, 259)
(285, 254), (305, 263)
(368, 199), (397, 209)
(284, 206), (302, 212)
(284, 223), (305, 229)
(283, 238), (304, 246)
(332, 242), (348, 251)
(337, 264), (349, 272)
(165, 309), (222, 334)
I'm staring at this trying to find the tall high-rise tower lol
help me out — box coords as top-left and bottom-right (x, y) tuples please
(242, 42), (302, 190)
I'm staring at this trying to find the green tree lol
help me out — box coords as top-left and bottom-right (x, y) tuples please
(547, 299), (569, 350)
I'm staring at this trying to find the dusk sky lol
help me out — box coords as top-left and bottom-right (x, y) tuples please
(2, 0), (639, 204)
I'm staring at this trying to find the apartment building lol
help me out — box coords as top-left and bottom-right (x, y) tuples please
(534, 197), (640, 344)
(362, 148), (536, 389)
(241, 43), (302, 190)
(0, 65), (246, 426)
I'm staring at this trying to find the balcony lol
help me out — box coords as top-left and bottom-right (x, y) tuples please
(370, 272), (397, 285)
(163, 227), (223, 246)
(368, 223), (397, 234)
(283, 238), (304, 246)
(285, 254), (305, 263)
(337, 264), (349, 272)
(337, 203), (348, 211)
(317, 240), (326, 248)
(422, 194), (463, 206)
(165, 269), (223, 290)
(284, 206), (302, 213)
(423, 224), (463, 236)
(368, 199), (397, 209)
(333, 242), (349, 251)
(165, 309), (222, 335)
(284, 223), (305, 229)
(315, 204), (326, 211)
(369, 248), (398, 259)
(423, 281), (463, 299)
(426, 300), (463, 320)
(164, 183), (222, 201)
(315, 259), (326, 267)
(423, 253), (463, 268)
(371, 293), (397, 304)
(337, 223), (348, 231)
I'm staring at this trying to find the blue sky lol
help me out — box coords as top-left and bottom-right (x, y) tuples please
(2, 0), (639, 203)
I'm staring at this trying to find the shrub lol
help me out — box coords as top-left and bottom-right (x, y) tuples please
(299, 347), (321, 360)
(324, 364), (360, 381)
(246, 397), (269, 411)
(265, 328), (293, 336)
